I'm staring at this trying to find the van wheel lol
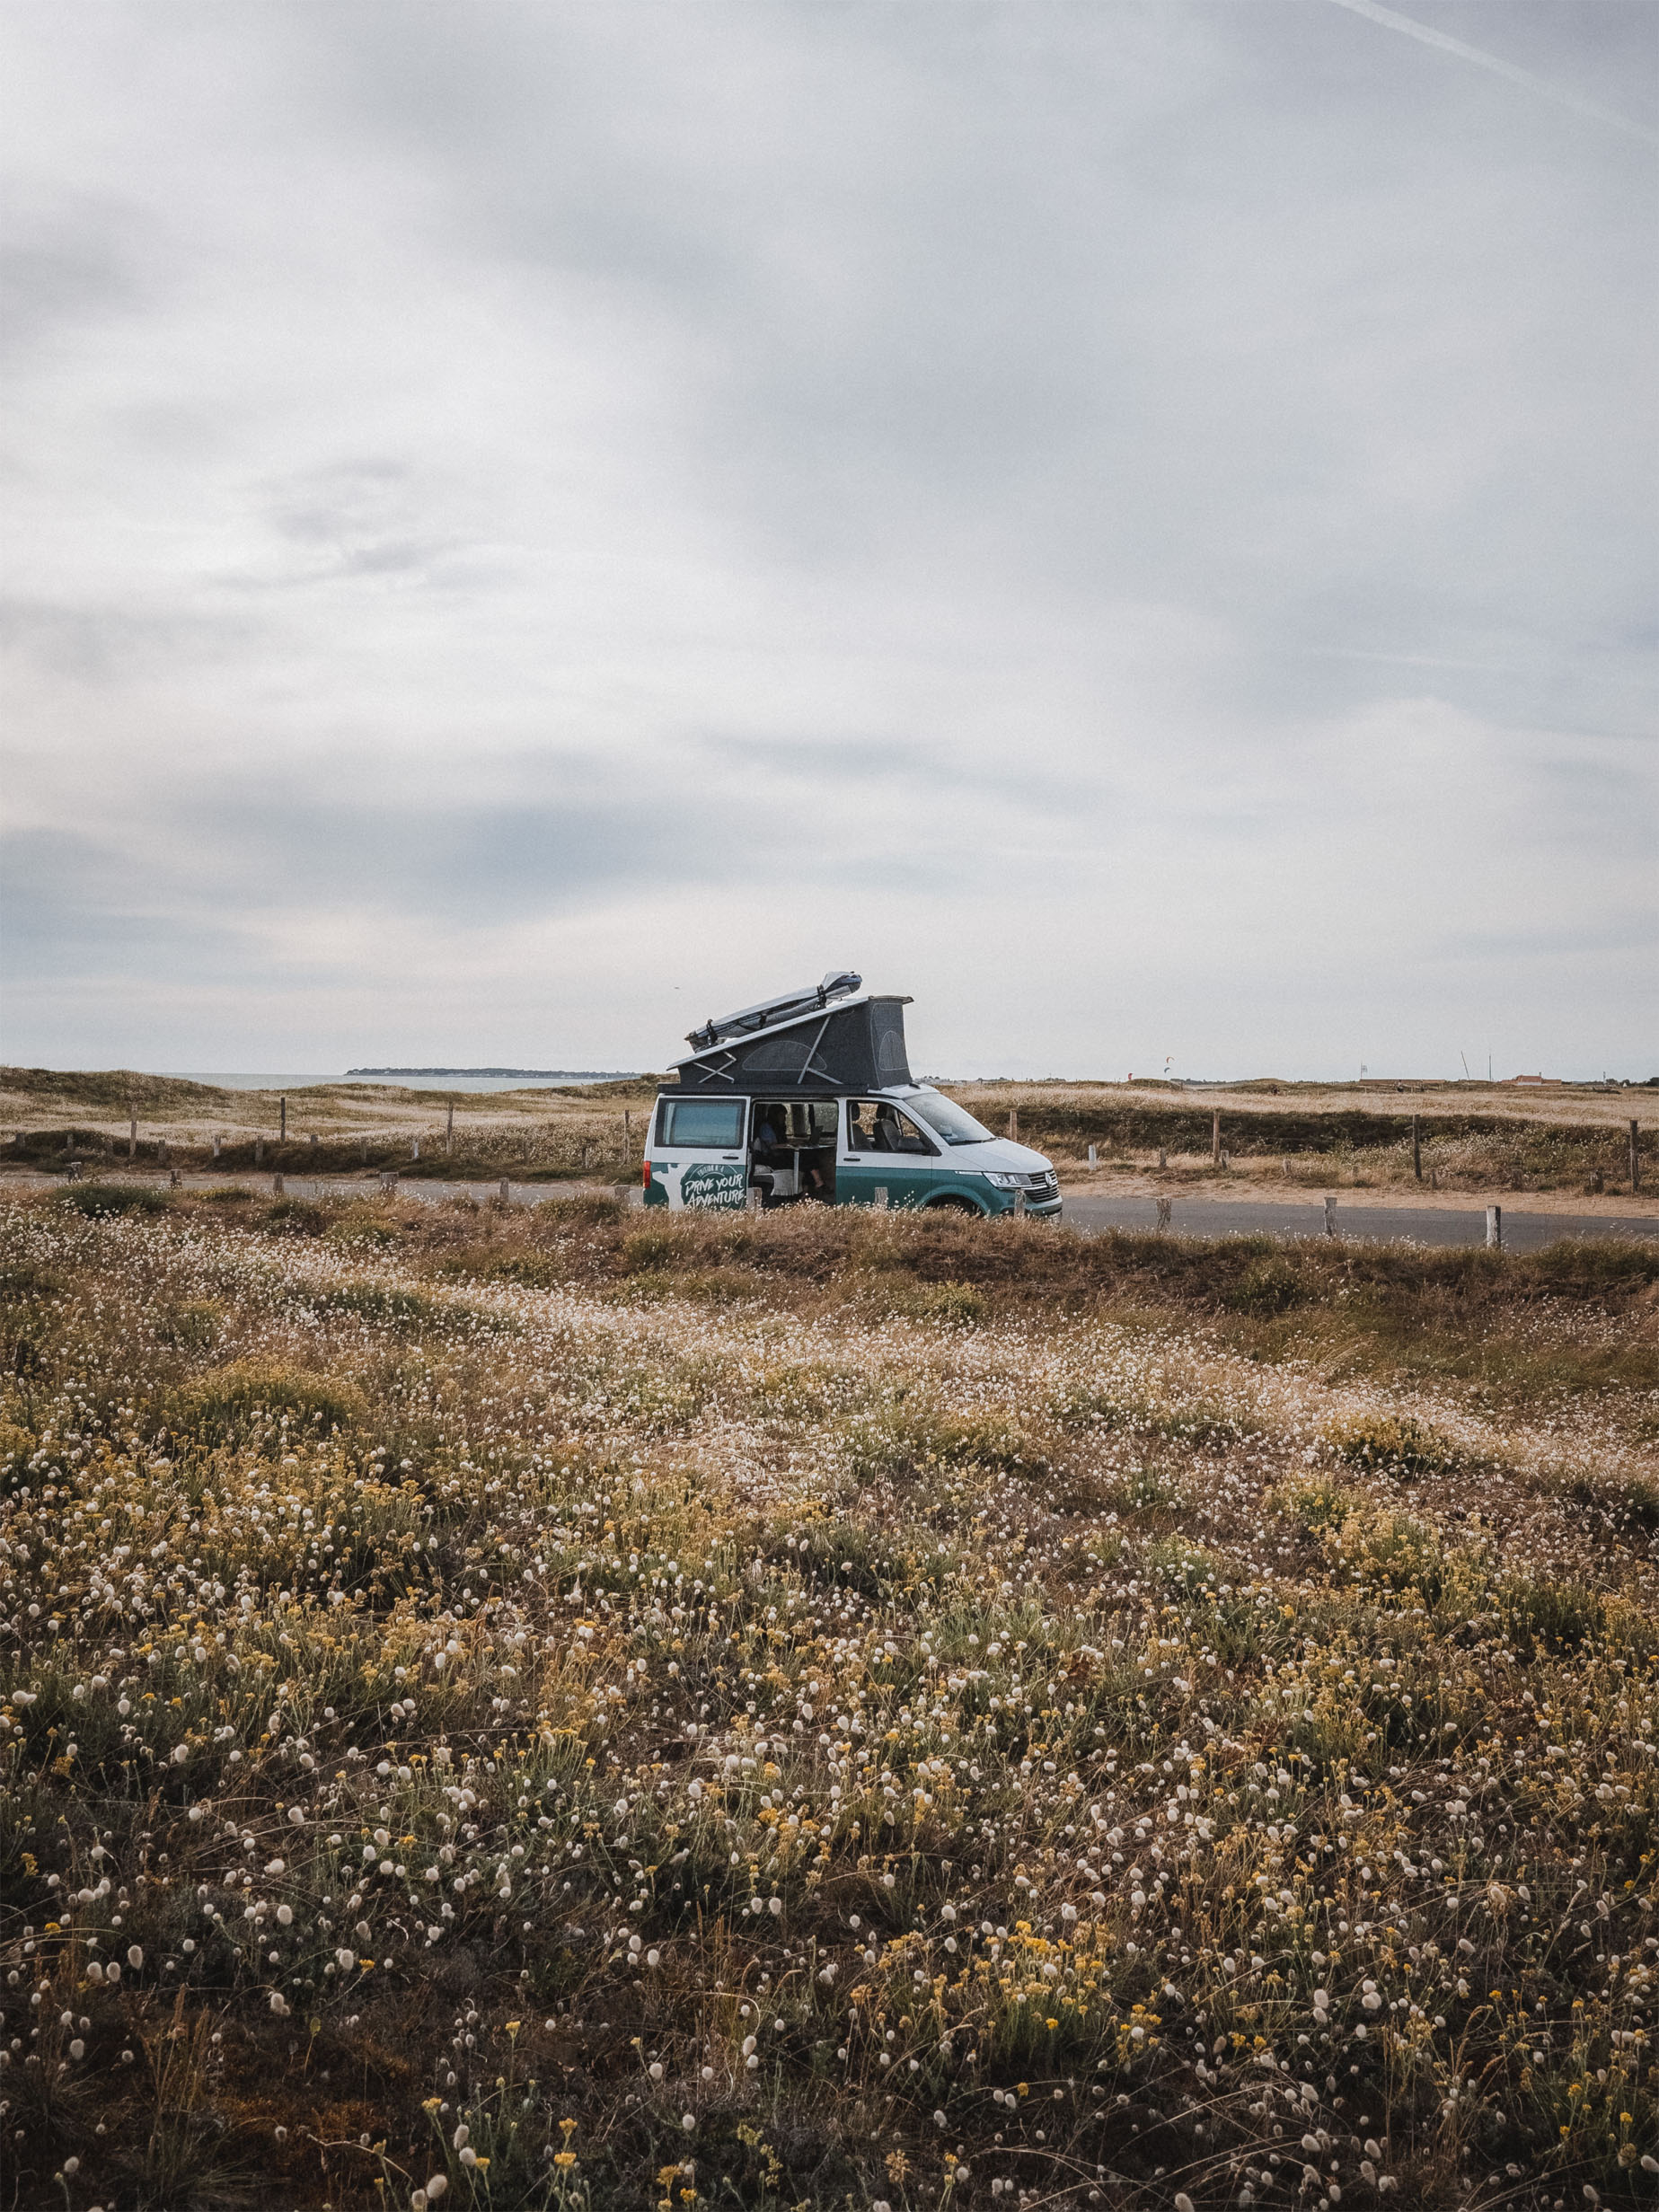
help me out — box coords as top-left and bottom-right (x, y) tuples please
(925, 1195), (981, 1215)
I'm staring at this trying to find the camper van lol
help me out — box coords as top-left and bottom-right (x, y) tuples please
(643, 973), (1061, 1218)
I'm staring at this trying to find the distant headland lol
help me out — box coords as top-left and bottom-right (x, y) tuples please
(346, 1067), (637, 1080)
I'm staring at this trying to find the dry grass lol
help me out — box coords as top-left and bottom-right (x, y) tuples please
(2, 1191), (1656, 2211)
(4, 1069), (1653, 1204)
(952, 1086), (1655, 1199)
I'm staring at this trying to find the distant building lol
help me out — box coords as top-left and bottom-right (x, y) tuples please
(1504, 1073), (1564, 1088)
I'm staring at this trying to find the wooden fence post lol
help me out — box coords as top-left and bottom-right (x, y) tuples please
(279, 1095), (287, 1141)
(254, 1137), (264, 1165)
(446, 1100), (454, 1157)
(622, 1110), (631, 1162)
(1008, 1108), (1019, 1141)
(499, 1178), (509, 1203)
(1086, 1145), (1097, 1168)
(1631, 1120), (1641, 1194)
(128, 1113), (137, 1161)
(1412, 1115), (1422, 1181)
(1486, 1204), (1503, 1249)
(1324, 1195), (1337, 1238)
(212, 1133), (221, 1159)
(1158, 1147), (1167, 1171)
(1212, 1111), (1221, 1166)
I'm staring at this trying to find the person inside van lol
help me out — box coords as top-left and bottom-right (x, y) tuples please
(875, 1103), (931, 1154)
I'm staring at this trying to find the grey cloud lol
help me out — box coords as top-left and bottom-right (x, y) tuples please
(0, 184), (146, 364)
(1, 2), (1654, 1073)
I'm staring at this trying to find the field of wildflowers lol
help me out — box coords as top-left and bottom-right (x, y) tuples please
(2, 1187), (1655, 2211)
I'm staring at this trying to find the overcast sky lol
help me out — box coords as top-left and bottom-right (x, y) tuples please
(3, 1), (1654, 1079)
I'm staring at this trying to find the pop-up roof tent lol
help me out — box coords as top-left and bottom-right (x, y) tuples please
(671, 972), (913, 1095)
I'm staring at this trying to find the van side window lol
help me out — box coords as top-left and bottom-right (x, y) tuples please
(845, 1101), (935, 1155)
(658, 1100), (745, 1148)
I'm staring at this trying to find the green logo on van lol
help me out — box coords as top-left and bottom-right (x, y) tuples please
(680, 1161), (746, 1210)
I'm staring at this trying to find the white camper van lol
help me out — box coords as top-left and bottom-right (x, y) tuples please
(643, 974), (1060, 1219)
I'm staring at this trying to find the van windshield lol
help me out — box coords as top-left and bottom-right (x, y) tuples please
(906, 1094), (995, 1146)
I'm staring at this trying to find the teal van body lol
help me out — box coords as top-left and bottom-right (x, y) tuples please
(642, 976), (1060, 1220)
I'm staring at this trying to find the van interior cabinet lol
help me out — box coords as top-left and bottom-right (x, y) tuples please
(750, 1098), (838, 1205)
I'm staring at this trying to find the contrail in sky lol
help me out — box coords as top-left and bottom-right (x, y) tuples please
(1325, 0), (1659, 149)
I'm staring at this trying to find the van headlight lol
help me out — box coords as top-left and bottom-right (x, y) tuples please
(984, 1173), (1022, 1189)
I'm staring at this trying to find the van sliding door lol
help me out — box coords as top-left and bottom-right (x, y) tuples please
(650, 1097), (749, 1210)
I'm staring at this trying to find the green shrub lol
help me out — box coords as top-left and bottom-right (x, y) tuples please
(1332, 1506), (1447, 1605)
(1326, 1410), (1455, 1476)
(887, 1279), (985, 1326)
(1224, 1254), (1307, 1316)
(622, 1227), (676, 1273)
(327, 1210), (399, 1247)
(56, 1181), (169, 1217)
(1047, 1385), (1132, 1432)
(1147, 1534), (1222, 1593)
(1501, 1574), (1605, 1652)
(263, 1197), (327, 1235)
(843, 1404), (1044, 1483)
(487, 1253), (569, 1288)
(1275, 1476), (1363, 1533)
(158, 1300), (222, 1352)
(178, 1360), (366, 1444)
(1110, 1465), (1183, 1514)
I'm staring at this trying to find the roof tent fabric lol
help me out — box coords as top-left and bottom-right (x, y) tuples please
(671, 994), (913, 1094)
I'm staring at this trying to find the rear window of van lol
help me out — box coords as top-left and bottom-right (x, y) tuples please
(657, 1099), (745, 1148)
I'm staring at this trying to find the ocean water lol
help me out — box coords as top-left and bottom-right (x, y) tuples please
(170, 1072), (638, 1095)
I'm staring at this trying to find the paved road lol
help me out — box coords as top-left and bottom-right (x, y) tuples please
(1058, 1194), (1656, 1251)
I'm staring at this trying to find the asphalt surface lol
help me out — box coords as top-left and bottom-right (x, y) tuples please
(1058, 1194), (1656, 1251)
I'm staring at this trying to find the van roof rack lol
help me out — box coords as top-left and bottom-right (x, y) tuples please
(685, 971), (861, 1052)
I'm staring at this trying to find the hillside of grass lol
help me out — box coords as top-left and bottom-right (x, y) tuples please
(0, 1066), (240, 1115)
(2, 1194), (1655, 2209)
